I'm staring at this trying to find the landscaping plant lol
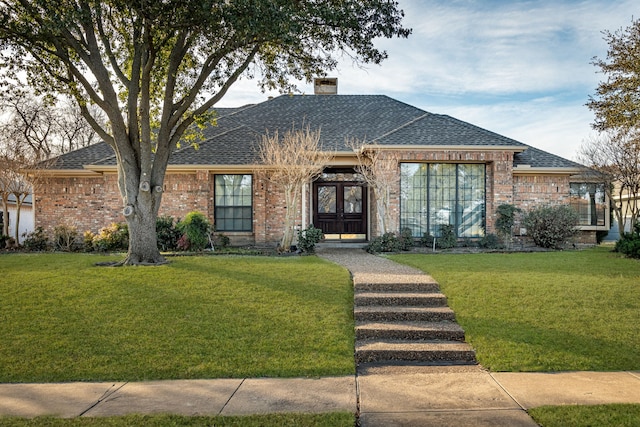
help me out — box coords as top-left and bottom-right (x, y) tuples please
(523, 205), (579, 249)
(297, 224), (323, 253)
(615, 222), (640, 259)
(53, 225), (79, 252)
(156, 215), (181, 252)
(495, 204), (520, 249)
(21, 226), (49, 251)
(91, 223), (129, 252)
(176, 211), (211, 251)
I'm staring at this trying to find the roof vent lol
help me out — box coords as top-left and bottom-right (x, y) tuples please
(314, 78), (338, 95)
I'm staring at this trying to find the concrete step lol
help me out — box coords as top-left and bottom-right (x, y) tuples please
(355, 292), (447, 307)
(356, 321), (466, 342)
(354, 282), (441, 293)
(355, 340), (477, 364)
(354, 306), (456, 322)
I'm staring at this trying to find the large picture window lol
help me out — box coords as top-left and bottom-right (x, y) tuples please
(214, 174), (252, 232)
(401, 163), (486, 238)
(569, 182), (607, 227)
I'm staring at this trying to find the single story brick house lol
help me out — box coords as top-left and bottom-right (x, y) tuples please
(36, 92), (608, 247)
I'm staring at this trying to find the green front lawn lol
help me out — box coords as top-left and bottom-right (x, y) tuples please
(390, 246), (640, 372)
(0, 253), (355, 382)
(529, 404), (640, 427)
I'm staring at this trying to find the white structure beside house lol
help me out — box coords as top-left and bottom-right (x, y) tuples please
(2, 194), (34, 243)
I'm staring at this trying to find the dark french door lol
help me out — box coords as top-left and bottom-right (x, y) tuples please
(313, 182), (367, 239)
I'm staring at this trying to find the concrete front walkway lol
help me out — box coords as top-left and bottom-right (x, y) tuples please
(2, 248), (640, 425)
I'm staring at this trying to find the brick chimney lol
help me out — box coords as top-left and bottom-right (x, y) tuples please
(314, 78), (338, 95)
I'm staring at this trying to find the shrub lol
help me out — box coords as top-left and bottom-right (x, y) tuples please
(398, 228), (415, 251)
(297, 225), (323, 253)
(366, 232), (404, 253)
(420, 232), (435, 248)
(615, 222), (640, 259)
(436, 224), (457, 249)
(0, 234), (9, 249)
(54, 225), (79, 252)
(22, 227), (50, 251)
(496, 204), (520, 249)
(212, 233), (231, 249)
(478, 233), (502, 249)
(176, 234), (191, 251)
(176, 211), (211, 251)
(92, 223), (129, 252)
(83, 231), (96, 252)
(523, 205), (579, 249)
(156, 215), (181, 252)
(420, 226), (457, 250)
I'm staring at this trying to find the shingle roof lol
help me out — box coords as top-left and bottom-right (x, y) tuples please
(50, 141), (116, 169)
(50, 94), (581, 170)
(513, 145), (583, 169)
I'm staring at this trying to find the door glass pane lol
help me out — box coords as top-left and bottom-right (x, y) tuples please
(343, 186), (362, 213)
(318, 186), (336, 213)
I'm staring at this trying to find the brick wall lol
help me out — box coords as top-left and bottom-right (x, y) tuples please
(36, 175), (123, 233)
(36, 156), (593, 247)
(512, 174), (571, 234)
(36, 171), (292, 248)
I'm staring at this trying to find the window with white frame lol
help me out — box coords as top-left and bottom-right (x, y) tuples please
(214, 174), (252, 232)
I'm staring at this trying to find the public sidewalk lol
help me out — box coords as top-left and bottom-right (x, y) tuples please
(2, 371), (640, 424)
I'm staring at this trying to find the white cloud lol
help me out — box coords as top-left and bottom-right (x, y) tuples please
(218, 0), (638, 161)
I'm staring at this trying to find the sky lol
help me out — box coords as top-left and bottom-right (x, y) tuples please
(217, 0), (638, 162)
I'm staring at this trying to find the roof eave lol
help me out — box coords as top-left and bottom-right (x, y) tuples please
(513, 165), (586, 175)
(363, 144), (528, 152)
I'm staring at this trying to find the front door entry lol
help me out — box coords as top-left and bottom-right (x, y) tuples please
(313, 182), (367, 240)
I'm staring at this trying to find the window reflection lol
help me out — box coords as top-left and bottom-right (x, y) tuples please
(400, 163), (485, 238)
(344, 186), (362, 213)
(318, 186), (337, 213)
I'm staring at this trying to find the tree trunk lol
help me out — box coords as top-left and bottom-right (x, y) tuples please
(1, 195), (8, 236)
(117, 163), (166, 266)
(124, 206), (165, 265)
(280, 184), (300, 251)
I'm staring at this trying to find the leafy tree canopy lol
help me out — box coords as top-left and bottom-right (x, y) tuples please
(587, 17), (640, 132)
(0, 0), (410, 264)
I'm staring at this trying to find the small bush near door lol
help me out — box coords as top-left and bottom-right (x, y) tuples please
(297, 225), (323, 253)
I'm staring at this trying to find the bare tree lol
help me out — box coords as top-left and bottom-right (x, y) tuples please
(578, 130), (640, 233)
(257, 126), (331, 251)
(349, 141), (400, 235)
(53, 100), (105, 154)
(0, 155), (33, 243)
(0, 92), (55, 162)
(0, 157), (12, 237)
(0, 91), (95, 244)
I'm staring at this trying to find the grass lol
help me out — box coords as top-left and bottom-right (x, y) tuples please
(0, 413), (355, 426)
(528, 404), (640, 426)
(0, 253), (355, 382)
(390, 246), (640, 372)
